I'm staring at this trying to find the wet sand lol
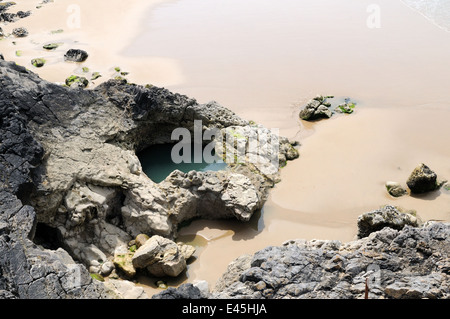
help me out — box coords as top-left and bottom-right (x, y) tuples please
(124, 0), (450, 295)
(3, 0), (450, 297)
(0, 0), (181, 86)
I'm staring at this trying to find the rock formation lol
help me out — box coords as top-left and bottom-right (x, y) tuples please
(210, 222), (450, 299)
(0, 59), (298, 298)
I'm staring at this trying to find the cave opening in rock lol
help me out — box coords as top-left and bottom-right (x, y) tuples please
(33, 223), (63, 250)
(137, 143), (227, 183)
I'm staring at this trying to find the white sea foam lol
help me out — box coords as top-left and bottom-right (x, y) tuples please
(401, 0), (450, 31)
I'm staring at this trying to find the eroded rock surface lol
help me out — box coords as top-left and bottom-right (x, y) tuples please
(0, 59), (298, 298)
(210, 222), (450, 299)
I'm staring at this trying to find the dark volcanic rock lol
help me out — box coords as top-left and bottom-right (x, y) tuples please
(212, 223), (450, 299)
(0, 60), (109, 299)
(406, 163), (438, 194)
(64, 49), (89, 62)
(152, 283), (204, 299)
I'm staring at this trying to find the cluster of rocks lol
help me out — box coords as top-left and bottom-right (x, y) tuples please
(386, 163), (447, 197)
(0, 2), (31, 24)
(151, 204), (449, 299)
(209, 221), (449, 299)
(0, 59), (298, 298)
(299, 95), (357, 121)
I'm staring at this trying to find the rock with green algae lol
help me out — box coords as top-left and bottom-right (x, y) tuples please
(91, 71), (101, 80)
(90, 273), (105, 282)
(335, 99), (357, 114)
(31, 58), (46, 68)
(113, 251), (136, 279)
(65, 74), (89, 88)
(43, 43), (62, 50)
(385, 181), (407, 197)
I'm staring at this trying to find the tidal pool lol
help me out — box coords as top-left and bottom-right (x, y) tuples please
(138, 143), (227, 183)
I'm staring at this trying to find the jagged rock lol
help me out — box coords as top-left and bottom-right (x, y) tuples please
(299, 95), (333, 120)
(406, 163), (438, 194)
(64, 49), (89, 62)
(212, 223), (450, 299)
(132, 235), (186, 277)
(357, 205), (419, 238)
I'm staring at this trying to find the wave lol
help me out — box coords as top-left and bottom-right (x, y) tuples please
(400, 0), (450, 32)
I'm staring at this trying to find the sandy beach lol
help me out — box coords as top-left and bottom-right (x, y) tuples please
(1, 0), (182, 86)
(2, 0), (449, 297)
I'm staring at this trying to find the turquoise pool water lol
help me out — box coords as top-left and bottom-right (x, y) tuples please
(138, 143), (227, 183)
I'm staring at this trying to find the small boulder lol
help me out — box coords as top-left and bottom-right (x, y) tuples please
(113, 251), (136, 278)
(357, 205), (419, 238)
(132, 235), (187, 277)
(31, 58), (46, 68)
(385, 181), (407, 197)
(43, 43), (62, 50)
(299, 95), (334, 121)
(64, 49), (88, 62)
(12, 27), (28, 37)
(100, 261), (115, 277)
(135, 233), (150, 248)
(406, 164), (438, 194)
(65, 75), (89, 88)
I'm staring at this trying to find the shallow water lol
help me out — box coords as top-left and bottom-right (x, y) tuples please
(123, 0), (450, 294)
(138, 143), (227, 183)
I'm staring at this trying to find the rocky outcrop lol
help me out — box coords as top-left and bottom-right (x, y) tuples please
(357, 205), (420, 238)
(0, 62), (110, 298)
(0, 59), (298, 298)
(211, 222), (450, 299)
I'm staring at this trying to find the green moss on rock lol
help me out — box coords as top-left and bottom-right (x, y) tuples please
(65, 75), (88, 88)
(31, 58), (46, 68)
